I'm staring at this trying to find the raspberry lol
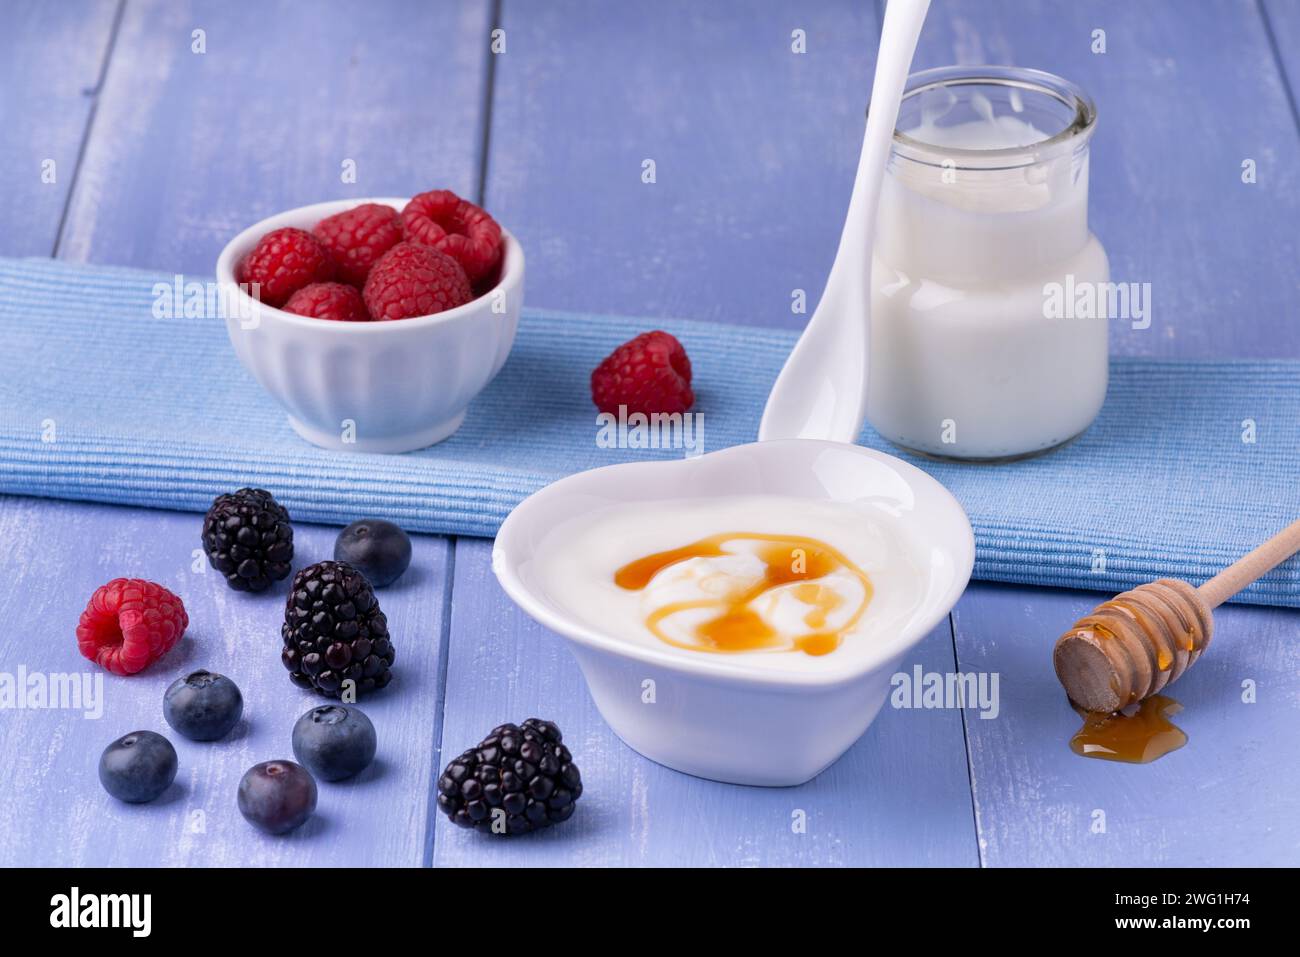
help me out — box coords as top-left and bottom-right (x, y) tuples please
(76, 579), (188, 676)
(401, 190), (503, 285)
(237, 227), (335, 308)
(312, 203), (403, 287)
(282, 282), (370, 322)
(591, 330), (695, 416)
(362, 241), (472, 321)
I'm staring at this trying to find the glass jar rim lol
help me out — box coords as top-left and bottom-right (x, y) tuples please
(888, 65), (1097, 169)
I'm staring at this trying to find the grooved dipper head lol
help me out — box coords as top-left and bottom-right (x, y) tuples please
(1053, 579), (1213, 713)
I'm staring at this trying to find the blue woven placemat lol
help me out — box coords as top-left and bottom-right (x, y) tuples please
(2, 256), (1298, 606)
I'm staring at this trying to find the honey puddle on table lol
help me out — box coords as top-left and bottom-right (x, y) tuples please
(1070, 694), (1188, 763)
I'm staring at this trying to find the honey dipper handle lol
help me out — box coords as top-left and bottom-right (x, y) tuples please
(1197, 518), (1300, 608)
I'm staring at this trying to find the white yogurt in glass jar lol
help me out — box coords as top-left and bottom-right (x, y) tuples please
(867, 66), (1108, 460)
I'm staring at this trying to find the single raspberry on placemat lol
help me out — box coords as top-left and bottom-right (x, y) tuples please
(591, 330), (695, 416)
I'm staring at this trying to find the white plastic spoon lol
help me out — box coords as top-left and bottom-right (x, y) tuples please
(759, 0), (931, 443)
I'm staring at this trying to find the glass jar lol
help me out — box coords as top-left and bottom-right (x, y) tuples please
(867, 66), (1107, 461)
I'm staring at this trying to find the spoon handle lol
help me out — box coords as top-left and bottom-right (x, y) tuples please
(1197, 517), (1300, 608)
(758, 0), (930, 443)
(831, 0), (932, 295)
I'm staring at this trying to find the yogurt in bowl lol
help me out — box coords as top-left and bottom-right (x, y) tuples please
(492, 439), (974, 786)
(535, 496), (930, 668)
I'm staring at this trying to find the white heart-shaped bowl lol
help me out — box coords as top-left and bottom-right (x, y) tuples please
(493, 439), (974, 786)
(215, 198), (523, 453)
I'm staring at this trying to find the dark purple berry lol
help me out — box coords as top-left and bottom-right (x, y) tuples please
(291, 705), (377, 781)
(201, 488), (294, 592)
(334, 519), (412, 588)
(281, 561), (394, 697)
(436, 718), (581, 836)
(99, 731), (177, 803)
(237, 761), (317, 834)
(163, 669), (243, 741)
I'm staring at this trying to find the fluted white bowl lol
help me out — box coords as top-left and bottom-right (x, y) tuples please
(215, 198), (523, 453)
(493, 440), (975, 786)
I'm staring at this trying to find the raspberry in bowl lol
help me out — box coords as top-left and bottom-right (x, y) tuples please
(216, 196), (523, 453)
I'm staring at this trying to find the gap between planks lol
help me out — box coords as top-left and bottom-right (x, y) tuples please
(426, 0), (503, 867)
(52, 0), (126, 258)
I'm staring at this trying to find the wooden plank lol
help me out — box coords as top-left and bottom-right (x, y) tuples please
(433, 538), (978, 867)
(911, 0), (1300, 357)
(925, 0), (1300, 866)
(5, 0), (495, 866)
(484, 0), (880, 328)
(951, 583), (1300, 866)
(0, 496), (451, 867)
(57, 0), (493, 273)
(1262, 0), (1300, 115)
(442, 0), (979, 866)
(0, 0), (119, 257)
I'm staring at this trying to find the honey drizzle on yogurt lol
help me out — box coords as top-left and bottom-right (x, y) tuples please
(613, 533), (873, 656)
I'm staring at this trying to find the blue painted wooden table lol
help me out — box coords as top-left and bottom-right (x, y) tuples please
(3, 0), (1298, 867)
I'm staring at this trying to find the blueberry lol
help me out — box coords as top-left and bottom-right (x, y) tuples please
(334, 519), (412, 588)
(292, 704), (377, 781)
(237, 761), (317, 835)
(163, 669), (243, 741)
(99, 731), (177, 803)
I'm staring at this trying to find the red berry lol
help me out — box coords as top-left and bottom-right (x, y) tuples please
(237, 227), (335, 307)
(401, 190), (503, 285)
(591, 331), (695, 416)
(312, 203), (403, 287)
(76, 579), (188, 676)
(363, 241), (473, 321)
(283, 282), (370, 322)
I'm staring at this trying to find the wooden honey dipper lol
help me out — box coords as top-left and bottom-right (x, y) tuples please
(1054, 518), (1300, 713)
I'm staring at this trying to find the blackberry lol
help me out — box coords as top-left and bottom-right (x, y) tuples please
(281, 561), (394, 697)
(201, 488), (294, 592)
(437, 718), (582, 835)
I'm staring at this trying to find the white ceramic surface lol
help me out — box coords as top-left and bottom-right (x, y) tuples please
(215, 198), (523, 453)
(493, 439), (974, 786)
(758, 0), (930, 444)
